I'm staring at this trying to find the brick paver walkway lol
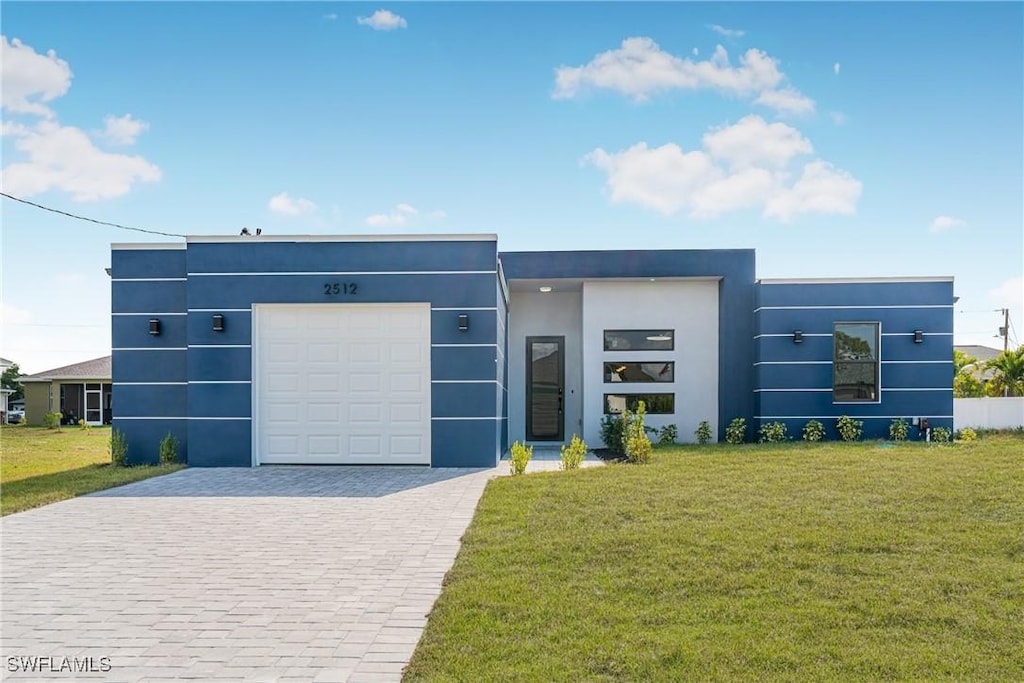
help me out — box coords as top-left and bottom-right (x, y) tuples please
(1, 467), (495, 682)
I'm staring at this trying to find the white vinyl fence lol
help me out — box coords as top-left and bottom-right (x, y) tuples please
(954, 398), (1024, 430)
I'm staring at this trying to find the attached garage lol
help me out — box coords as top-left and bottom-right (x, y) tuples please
(253, 303), (431, 465)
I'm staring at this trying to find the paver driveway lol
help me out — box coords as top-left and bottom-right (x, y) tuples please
(1, 466), (495, 682)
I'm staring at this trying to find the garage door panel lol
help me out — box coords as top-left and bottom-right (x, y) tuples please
(258, 304), (430, 465)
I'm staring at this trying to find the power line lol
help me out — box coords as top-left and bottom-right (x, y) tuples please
(0, 192), (186, 238)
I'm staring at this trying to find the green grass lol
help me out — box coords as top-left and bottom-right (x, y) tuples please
(1, 425), (184, 516)
(406, 435), (1024, 681)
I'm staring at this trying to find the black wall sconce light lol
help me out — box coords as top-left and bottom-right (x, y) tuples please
(212, 314), (225, 332)
(914, 330), (924, 344)
(793, 330), (803, 344)
(458, 314), (469, 332)
(148, 318), (161, 336)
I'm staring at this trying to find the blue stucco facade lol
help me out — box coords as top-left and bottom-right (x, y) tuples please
(111, 236), (955, 466)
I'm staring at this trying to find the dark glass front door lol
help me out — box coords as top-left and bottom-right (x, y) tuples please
(526, 336), (564, 441)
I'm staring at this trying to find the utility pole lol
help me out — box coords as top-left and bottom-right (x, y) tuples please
(998, 308), (1009, 352)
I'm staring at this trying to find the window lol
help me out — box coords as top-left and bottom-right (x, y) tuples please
(604, 362), (674, 383)
(833, 322), (880, 402)
(604, 393), (675, 414)
(603, 329), (674, 351)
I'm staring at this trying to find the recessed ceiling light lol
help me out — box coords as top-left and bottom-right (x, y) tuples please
(539, 286), (553, 293)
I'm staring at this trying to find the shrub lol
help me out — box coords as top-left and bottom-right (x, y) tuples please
(656, 424), (678, 446)
(623, 401), (652, 464)
(599, 414), (625, 454)
(725, 417), (746, 445)
(957, 427), (978, 443)
(802, 419), (825, 442)
(110, 429), (128, 467)
(77, 418), (92, 434)
(509, 441), (533, 475)
(695, 420), (713, 445)
(159, 432), (180, 464)
(836, 415), (863, 442)
(43, 411), (62, 430)
(560, 434), (588, 471)
(889, 418), (910, 441)
(758, 421), (788, 443)
(931, 426), (952, 444)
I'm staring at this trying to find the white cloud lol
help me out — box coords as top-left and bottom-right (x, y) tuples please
(2, 120), (161, 201)
(552, 38), (814, 115)
(1, 36), (72, 118)
(929, 215), (967, 232)
(98, 114), (148, 146)
(584, 115), (861, 221)
(989, 276), (1024, 312)
(762, 161), (862, 221)
(366, 203), (419, 227)
(709, 24), (745, 39)
(834, 62), (841, 76)
(269, 191), (316, 216)
(357, 9), (407, 31)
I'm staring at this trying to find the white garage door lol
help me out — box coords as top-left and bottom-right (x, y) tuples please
(255, 303), (431, 465)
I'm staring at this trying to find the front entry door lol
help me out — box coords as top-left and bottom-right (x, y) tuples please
(526, 336), (564, 441)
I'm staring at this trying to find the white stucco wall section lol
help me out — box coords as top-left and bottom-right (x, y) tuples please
(582, 280), (719, 446)
(507, 291), (583, 444)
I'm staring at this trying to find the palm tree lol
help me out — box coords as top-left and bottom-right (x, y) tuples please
(984, 346), (1024, 397)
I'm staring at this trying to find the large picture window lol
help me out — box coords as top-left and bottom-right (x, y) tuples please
(604, 393), (675, 415)
(603, 329), (674, 351)
(604, 362), (674, 383)
(833, 322), (880, 402)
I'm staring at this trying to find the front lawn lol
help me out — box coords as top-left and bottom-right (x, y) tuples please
(0, 426), (184, 516)
(406, 435), (1024, 681)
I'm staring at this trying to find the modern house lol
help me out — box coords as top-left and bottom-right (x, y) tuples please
(111, 235), (954, 466)
(21, 356), (113, 426)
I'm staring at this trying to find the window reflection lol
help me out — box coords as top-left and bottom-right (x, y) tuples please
(603, 330), (674, 351)
(604, 362), (674, 383)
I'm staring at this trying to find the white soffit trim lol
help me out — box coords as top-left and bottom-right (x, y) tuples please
(758, 276), (954, 284)
(186, 233), (497, 243)
(111, 243), (186, 250)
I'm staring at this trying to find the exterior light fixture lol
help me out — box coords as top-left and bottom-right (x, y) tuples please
(646, 333), (672, 342)
(458, 314), (469, 332)
(913, 330), (924, 344)
(793, 330), (803, 344)
(538, 286), (553, 293)
(212, 314), (225, 332)
(149, 319), (161, 336)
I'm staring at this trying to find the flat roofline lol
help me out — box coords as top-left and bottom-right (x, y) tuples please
(186, 233), (497, 244)
(111, 243), (186, 250)
(758, 276), (954, 284)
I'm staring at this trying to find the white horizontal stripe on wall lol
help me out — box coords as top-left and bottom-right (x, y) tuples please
(431, 416), (504, 421)
(755, 305), (954, 312)
(112, 278), (186, 282)
(113, 312), (186, 316)
(113, 347), (187, 352)
(114, 416), (187, 420)
(188, 308), (251, 313)
(187, 416), (251, 420)
(431, 343), (498, 348)
(755, 388), (832, 392)
(431, 307), (498, 311)
(187, 344), (251, 349)
(432, 379), (499, 383)
(755, 361), (832, 365)
(187, 270), (498, 277)
(880, 360), (952, 364)
(188, 380), (252, 384)
(117, 382), (188, 386)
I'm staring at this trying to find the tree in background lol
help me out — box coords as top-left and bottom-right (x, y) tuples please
(953, 350), (986, 398)
(1, 363), (23, 401)
(985, 346), (1024, 397)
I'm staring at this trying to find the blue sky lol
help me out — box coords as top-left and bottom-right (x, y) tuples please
(2, 2), (1021, 373)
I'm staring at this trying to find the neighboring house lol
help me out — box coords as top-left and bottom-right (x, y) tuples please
(110, 236), (954, 467)
(0, 357), (13, 423)
(21, 356), (113, 426)
(955, 344), (1002, 381)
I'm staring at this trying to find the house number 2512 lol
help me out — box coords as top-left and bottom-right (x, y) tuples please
(323, 282), (358, 295)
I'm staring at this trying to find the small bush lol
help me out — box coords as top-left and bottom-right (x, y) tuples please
(110, 428), (128, 467)
(509, 441), (533, 475)
(931, 426), (952, 444)
(43, 411), (62, 430)
(758, 421), (788, 443)
(599, 414), (625, 454)
(802, 419), (825, 442)
(889, 418), (910, 441)
(77, 418), (92, 434)
(836, 415), (863, 442)
(560, 434), (588, 471)
(957, 427), (978, 443)
(695, 420), (713, 445)
(725, 417), (747, 445)
(159, 432), (180, 465)
(623, 401), (652, 464)
(656, 424), (678, 446)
